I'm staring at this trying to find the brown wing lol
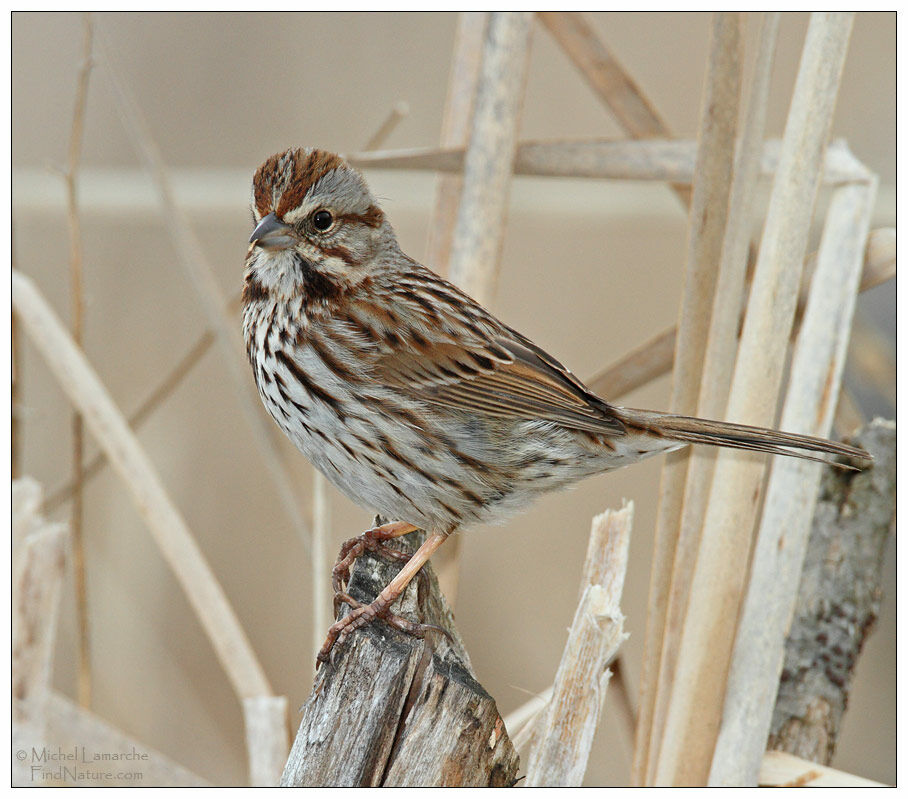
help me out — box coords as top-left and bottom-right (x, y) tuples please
(368, 292), (626, 436)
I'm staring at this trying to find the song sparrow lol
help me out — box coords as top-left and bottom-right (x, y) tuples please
(242, 147), (869, 663)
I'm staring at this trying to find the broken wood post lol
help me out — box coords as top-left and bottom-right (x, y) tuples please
(281, 522), (519, 787)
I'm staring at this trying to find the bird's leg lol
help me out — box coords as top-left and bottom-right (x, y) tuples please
(332, 520), (418, 593)
(318, 532), (449, 665)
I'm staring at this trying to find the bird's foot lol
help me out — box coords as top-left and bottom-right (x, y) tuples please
(317, 590), (449, 667)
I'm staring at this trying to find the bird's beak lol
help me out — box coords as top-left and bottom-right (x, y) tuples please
(249, 213), (295, 250)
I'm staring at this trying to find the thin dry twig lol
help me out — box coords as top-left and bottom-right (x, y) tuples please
(536, 11), (691, 207)
(13, 270), (272, 701)
(61, 12), (94, 710)
(654, 14), (856, 785)
(710, 175), (875, 785)
(362, 101), (410, 151)
(525, 503), (634, 786)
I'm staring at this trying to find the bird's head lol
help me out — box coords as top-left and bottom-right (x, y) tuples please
(245, 148), (393, 301)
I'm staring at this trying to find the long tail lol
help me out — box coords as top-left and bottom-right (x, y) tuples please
(614, 407), (871, 469)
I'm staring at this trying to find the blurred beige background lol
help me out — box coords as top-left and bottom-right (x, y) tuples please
(12, 12), (895, 786)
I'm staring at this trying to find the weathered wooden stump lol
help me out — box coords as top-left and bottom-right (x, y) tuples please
(281, 522), (519, 787)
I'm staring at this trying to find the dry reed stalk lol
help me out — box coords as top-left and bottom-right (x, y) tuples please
(654, 13), (855, 785)
(434, 12), (532, 604)
(362, 101), (410, 151)
(12, 479), (69, 786)
(61, 12), (94, 710)
(586, 226), (894, 402)
(310, 471), (331, 662)
(759, 751), (886, 788)
(641, 14), (780, 782)
(243, 695), (290, 786)
(424, 11), (488, 276)
(447, 11), (532, 302)
(708, 175), (875, 786)
(536, 11), (691, 207)
(425, 12), (489, 604)
(95, 28), (314, 560)
(12, 270), (272, 701)
(13, 479), (69, 712)
(525, 503), (634, 786)
(634, 13), (742, 783)
(347, 137), (873, 185)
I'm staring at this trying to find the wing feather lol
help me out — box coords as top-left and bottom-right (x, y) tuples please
(359, 290), (625, 437)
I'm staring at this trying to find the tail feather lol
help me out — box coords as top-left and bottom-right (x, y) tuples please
(615, 408), (871, 470)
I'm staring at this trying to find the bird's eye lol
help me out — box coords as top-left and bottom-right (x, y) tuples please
(311, 210), (334, 232)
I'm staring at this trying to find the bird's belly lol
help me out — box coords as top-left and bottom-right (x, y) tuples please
(253, 352), (512, 532)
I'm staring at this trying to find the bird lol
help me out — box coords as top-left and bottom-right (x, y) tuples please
(241, 147), (869, 664)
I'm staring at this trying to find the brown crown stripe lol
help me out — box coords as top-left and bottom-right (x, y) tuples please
(275, 350), (346, 420)
(275, 150), (345, 217)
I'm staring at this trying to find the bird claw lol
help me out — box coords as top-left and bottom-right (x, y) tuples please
(332, 536), (412, 594)
(317, 591), (453, 667)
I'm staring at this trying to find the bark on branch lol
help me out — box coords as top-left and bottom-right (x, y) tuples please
(768, 419), (896, 764)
